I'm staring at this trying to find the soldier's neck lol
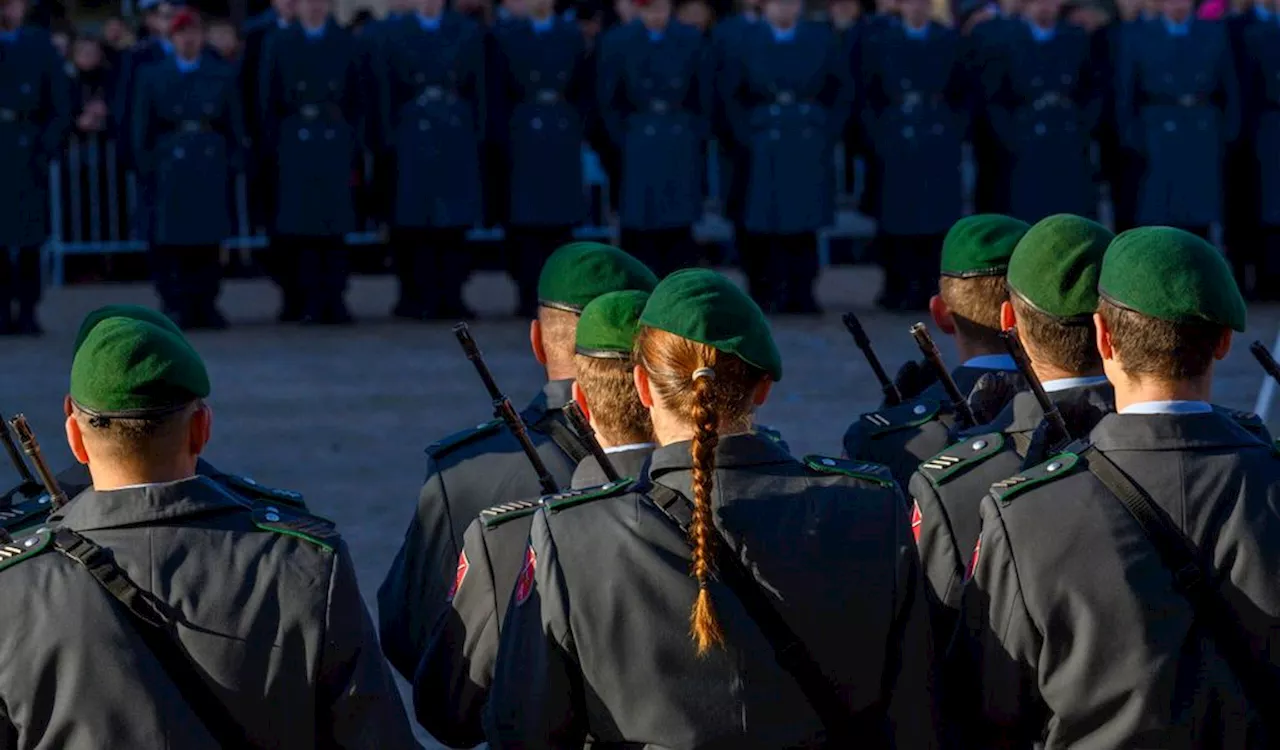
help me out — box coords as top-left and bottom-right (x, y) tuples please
(1112, 374), (1212, 413)
(953, 337), (1003, 367)
(87, 458), (199, 492)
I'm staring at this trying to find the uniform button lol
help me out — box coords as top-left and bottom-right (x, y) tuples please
(643, 78), (653, 89)
(972, 439), (987, 451)
(37, 495), (50, 504)
(23, 537), (38, 548)
(557, 71), (567, 81)
(243, 477), (257, 485)
(532, 117), (543, 130)
(330, 79), (339, 90)
(1164, 120), (1176, 132)
(265, 512), (281, 522)
(266, 506), (280, 514)
(821, 458), (836, 466)
(669, 77), (680, 87)
(175, 105), (185, 115)
(913, 404), (927, 415)
(1046, 461), (1063, 472)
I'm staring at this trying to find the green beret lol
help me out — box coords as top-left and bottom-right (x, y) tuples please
(576, 290), (650, 359)
(1099, 227), (1247, 332)
(1007, 214), (1114, 321)
(73, 305), (182, 355)
(638, 269), (783, 381)
(537, 242), (659, 313)
(940, 214), (1031, 278)
(70, 317), (211, 417)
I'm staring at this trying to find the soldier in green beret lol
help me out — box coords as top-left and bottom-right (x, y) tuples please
(0, 314), (416, 748)
(905, 214), (1115, 652)
(414, 289), (659, 747)
(378, 241), (660, 681)
(842, 213), (1031, 490)
(950, 227), (1280, 747)
(486, 269), (937, 748)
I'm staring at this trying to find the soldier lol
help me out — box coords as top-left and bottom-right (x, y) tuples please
(259, 0), (368, 324)
(907, 213), (1113, 652)
(964, 5), (1017, 218)
(0, 310), (418, 748)
(597, 0), (710, 277)
(485, 269), (936, 747)
(842, 214), (1029, 489)
(377, 0), (484, 321)
(414, 289), (656, 747)
(114, 0), (174, 160)
(132, 9), (244, 331)
(1097, 0), (1144, 233)
(1238, 2), (1280, 301)
(0, 0), (69, 336)
(492, 0), (591, 319)
(982, 0), (1101, 223)
(1115, 0), (1240, 240)
(949, 227), (1279, 746)
(860, 0), (968, 312)
(709, 0), (760, 295)
(719, 0), (851, 315)
(378, 242), (658, 680)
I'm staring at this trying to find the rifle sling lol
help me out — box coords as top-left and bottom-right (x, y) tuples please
(533, 411), (592, 464)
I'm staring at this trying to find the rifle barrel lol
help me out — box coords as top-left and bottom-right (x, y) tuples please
(909, 323), (977, 427)
(8, 415), (68, 509)
(1250, 341), (1280, 385)
(0, 411), (37, 486)
(842, 313), (902, 406)
(1002, 328), (1071, 449)
(562, 400), (622, 483)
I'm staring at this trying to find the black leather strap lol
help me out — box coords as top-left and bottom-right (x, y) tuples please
(52, 528), (259, 749)
(1083, 447), (1279, 729)
(532, 411), (592, 465)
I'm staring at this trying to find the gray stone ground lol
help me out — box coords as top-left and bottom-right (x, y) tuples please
(3, 267), (1278, 748)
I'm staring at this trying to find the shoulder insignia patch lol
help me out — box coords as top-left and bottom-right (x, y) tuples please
(753, 424), (790, 452)
(1217, 407), (1268, 438)
(218, 474), (307, 509)
(545, 478), (636, 513)
(0, 529), (53, 573)
(859, 400), (942, 438)
(0, 492), (54, 534)
(481, 498), (544, 529)
(426, 419), (504, 457)
(920, 433), (1006, 488)
(803, 455), (897, 488)
(252, 505), (339, 552)
(991, 452), (1080, 506)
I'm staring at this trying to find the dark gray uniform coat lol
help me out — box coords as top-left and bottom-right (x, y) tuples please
(485, 435), (938, 748)
(0, 475), (417, 749)
(414, 445), (654, 748)
(378, 379), (585, 680)
(950, 410), (1280, 748)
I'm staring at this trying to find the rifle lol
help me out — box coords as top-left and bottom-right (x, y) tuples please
(1249, 340), (1280, 386)
(1, 410), (37, 490)
(841, 312), (902, 406)
(454, 323), (560, 496)
(561, 400), (622, 483)
(909, 322), (977, 428)
(7, 415), (69, 510)
(1002, 327), (1072, 451)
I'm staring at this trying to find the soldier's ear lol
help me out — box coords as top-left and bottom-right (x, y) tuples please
(634, 365), (655, 410)
(751, 377), (773, 407)
(530, 319), (549, 367)
(1213, 329), (1232, 362)
(63, 394), (74, 418)
(999, 301), (1016, 333)
(571, 381), (592, 421)
(1093, 312), (1114, 362)
(188, 403), (213, 457)
(929, 295), (956, 336)
(66, 414), (90, 466)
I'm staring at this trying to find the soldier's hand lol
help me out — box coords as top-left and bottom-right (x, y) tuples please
(892, 359), (939, 403)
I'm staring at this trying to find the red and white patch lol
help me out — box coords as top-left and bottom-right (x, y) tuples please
(447, 551), (470, 602)
(910, 500), (923, 545)
(965, 537), (983, 582)
(514, 545), (538, 606)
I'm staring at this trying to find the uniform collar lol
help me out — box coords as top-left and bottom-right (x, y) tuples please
(1042, 374), (1109, 393)
(963, 354), (1019, 371)
(769, 22), (798, 42)
(530, 14), (555, 32)
(647, 432), (793, 478)
(522, 378), (576, 424)
(963, 380), (1114, 436)
(302, 21), (327, 38)
(1118, 400), (1212, 415)
(648, 28), (665, 42)
(1161, 15), (1191, 35)
(1088, 408), (1263, 452)
(571, 444), (655, 488)
(902, 20), (929, 39)
(0, 28), (19, 43)
(51, 475), (251, 533)
(159, 37), (175, 55)
(1025, 18), (1056, 42)
(417, 11), (443, 30)
(175, 54), (201, 73)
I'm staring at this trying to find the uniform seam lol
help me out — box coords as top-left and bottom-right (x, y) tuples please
(990, 504), (1041, 650)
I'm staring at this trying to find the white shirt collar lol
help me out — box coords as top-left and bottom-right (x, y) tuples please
(604, 442), (655, 454)
(1041, 375), (1109, 393)
(1119, 400), (1213, 415)
(963, 354), (1019, 371)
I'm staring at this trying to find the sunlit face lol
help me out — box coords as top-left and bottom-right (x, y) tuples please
(1023, 0), (1060, 26)
(637, 0), (671, 30)
(899, 0), (930, 26)
(172, 23), (204, 60)
(1, 0), (26, 29)
(297, 0), (331, 27)
(763, 0), (801, 28)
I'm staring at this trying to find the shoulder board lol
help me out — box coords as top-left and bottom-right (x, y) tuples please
(0, 492), (54, 533)
(252, 505), (339, 552)
(1228, 409), (1267, 437)
(218, 474), (306, 509)
(0, 529), (53, 573)
(545, 478), (636, 514)
(919, 433), (1006, 488)
(991, 452), (1081, 507)
(858, 400), (942, 438)
(425, 419), (504, 457)
(480, 498), (544, 529)
(803, 456), (897, 488)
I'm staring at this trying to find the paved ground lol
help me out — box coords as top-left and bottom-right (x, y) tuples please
(3, 267), (1278, 748)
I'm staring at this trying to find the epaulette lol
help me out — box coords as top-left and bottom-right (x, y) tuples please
(858, 400), (942, 438)
(481, 498), (544, 529)
(0, 492), (54, 535)
(252, 504), (339, 552)
(1222, 408), (1267, 438)
(545, 478), (636, 514)
(990, 451), (1081, 506)
(0, 529), (53, 573)
(754, 424), (790, 452)
(425, 419), (504, 457)
(919, 433), (1006, 488)
(803, 456), (897, 488)
(218, 474), (307, 509)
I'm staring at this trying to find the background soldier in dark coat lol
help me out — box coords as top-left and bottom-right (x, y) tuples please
(983, 0), (1101, 223)
(949, 228), (1279, 748)
(492, 0), (590, 318)
(240, 0), (294, 229)
(378, 0), (485, 320)
(860, 0), (967, 312)
(1115, 0), (1240, 239)
(965, 8), (1017, 217)
(598, 0), (710, 277)
(1238, 4), (1280, 300)
(377, 243), (657, 681)
(132, 9), (244, 331)
(721, 0), (851, 315)
(1222, 0), (1270, 298)
(0, 0), (68, 336)
(1097, 0), (1145, 233)
(709, 0), (760, 296)
(259, 0), (368, 324)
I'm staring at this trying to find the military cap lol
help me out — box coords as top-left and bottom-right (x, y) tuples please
(940, 214), (1031, 278)
(576, 290), (650, 359)
(73, 305), (182, 355)
(70, 317), (211, 418)
(537, 243), (659, 313)
(639, 268), (783, 381)
(1099, 227), (1247, 332)
(1007, 214), (1114, 321)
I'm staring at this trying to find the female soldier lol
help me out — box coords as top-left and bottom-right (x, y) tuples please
(484, 268), (937, 748)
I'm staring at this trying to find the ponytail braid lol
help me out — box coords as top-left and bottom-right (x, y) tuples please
(689, 360), (725, 656)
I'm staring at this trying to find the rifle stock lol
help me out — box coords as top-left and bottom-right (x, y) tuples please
(909, 323), (977, 428)
(562, 401), (622, 483)
(7, 415), (69, 509)
(1250, 341), (1280, 386)
(0, 410), (37, 488)
(842, 313), (902, 406)
(1002, 328), (1072, 451)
